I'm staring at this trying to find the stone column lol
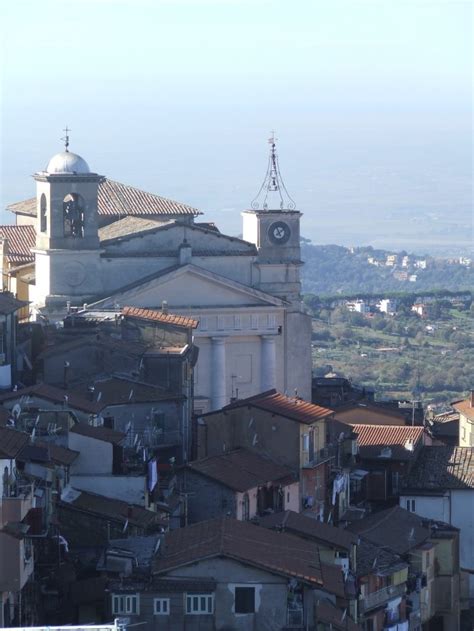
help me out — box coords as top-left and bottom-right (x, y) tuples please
(211, 337), (226, 410)
(261, 335), (277, 392)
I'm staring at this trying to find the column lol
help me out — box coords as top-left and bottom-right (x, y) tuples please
(211, 337), (226, 410)
(261, 335), (277, 392)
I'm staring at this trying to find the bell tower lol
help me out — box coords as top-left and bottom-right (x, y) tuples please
(242, 135), (302, 303)
(33, 130), (104, 310)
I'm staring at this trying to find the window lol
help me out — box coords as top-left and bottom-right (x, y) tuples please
(63, 193), (85, 238)
(235, 587), (255, 614)
(40, 194), (47, 233)
(242, 493), (250, 521)
(154, 598), (170, 615)
(302, 434), (309, 452)
(185, 593), (214, 615)
(406, 499), (416, 512)
(112, 594), (139, 615)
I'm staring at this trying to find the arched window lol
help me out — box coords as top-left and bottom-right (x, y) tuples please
(63, 193), (84, 238)
(40, 194), (47, 232)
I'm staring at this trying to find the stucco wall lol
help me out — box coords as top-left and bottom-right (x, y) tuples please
(182, 469), (237, 523)
(68, 433), (113, 475)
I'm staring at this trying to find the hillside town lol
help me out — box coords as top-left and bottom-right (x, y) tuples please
(0, 138), (472, 631)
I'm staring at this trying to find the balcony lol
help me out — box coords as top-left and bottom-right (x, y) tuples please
(0, 483), (34, 526)
(359, 582), (406, 613)
(302, 445), (336, 468)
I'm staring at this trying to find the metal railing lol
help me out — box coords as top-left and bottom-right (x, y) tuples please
(359, 582), (406, 613)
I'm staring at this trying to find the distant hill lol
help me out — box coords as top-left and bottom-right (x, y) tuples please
(301, 241), (473, 296)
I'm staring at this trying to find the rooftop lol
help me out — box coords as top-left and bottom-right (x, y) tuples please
(0, 426), (30, 458)
(186, 449), (296, 492)
(356, 537), (408, 578)
(0, 383), (103, 414)
(7, 178), (201, 218)
(69, 423), (125, 446)
(350, 424), (426, 460)
(404, 446), (474, 490)
(152, 517), (325, 586)
(19, 441), (79, 467)
(347, 506), (430, 555)
(60, 486), (161, 528)
(452, 397), (474, 422)
(0, 225), (36, 266)
(258, 510), (358, 551)
(122, 306), (199, 329)
(219, 389), (334, 425)
(0, 292), (29, 315)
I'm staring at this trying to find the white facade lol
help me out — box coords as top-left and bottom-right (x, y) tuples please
(26, 149), (312, 409)
(400, 490), (474, 597)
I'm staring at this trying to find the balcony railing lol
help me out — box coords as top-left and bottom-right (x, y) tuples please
(302, 445), (336, 468)
(359, 582), (406, 613)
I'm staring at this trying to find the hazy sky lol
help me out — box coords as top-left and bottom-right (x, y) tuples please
(1, 0), (472, 253)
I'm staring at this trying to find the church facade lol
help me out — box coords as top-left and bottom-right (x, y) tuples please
(6, 140), (312, 410)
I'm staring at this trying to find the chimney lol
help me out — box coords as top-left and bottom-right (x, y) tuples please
(63, 361), (70, 389)
(179, 239), (192, 265)
(161, 300), (168, 314)
(470, 390), (474, 408)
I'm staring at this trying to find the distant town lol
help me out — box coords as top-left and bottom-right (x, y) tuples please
(0, 139), (472, 631)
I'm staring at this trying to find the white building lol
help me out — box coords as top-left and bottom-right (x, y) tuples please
(400, 446), (474, 598)
(346, 300), (370, 314)
(5, 138), (312, 411)
(378, 298), (397, 315)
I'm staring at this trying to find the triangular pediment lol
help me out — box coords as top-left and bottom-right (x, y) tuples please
(100, 219), (256, 256)
(91, 264), (286, 310)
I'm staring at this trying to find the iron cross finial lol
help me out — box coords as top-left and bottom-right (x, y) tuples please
(62, 126), (71, 152)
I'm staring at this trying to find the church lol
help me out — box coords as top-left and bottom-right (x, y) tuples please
(2, 136), (312, 411)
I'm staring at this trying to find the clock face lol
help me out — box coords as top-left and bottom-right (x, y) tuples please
(268, 221), (291, 245)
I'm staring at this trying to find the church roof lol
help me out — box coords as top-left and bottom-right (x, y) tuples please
(98, 216), (171, 242)
(6, 178), (201, 218)
(0, 225), (36, 266)
(122, 306), (199, 329)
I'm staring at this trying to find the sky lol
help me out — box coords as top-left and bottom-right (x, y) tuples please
(1, 0), (472, 255)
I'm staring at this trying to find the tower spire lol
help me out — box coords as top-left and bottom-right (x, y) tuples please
(61, 126), (71, 152)
(251, 133), (296, 211)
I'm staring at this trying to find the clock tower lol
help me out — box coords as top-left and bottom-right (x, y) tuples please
(242, 135), (302, 303)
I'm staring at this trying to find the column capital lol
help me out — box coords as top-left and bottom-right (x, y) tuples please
(261, 334), (277, 342)
(211, 336), (226, 344)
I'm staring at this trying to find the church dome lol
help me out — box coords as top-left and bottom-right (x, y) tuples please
(45, 151), (90, 175)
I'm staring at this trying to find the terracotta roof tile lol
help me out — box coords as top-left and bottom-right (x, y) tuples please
(347, 506), (430, 555)
(0, 292), (29, 314)
(0, 384), (104, 414)
(220, 390), (333, 425)
(452, 398), (474, 422)
(153, 517), (324, 585)
(7, 179), (201, 218)
(61, 487), (161, 528)
(0, 426), (30, 458)
(187, 449), (296, 492)
(69, 423), (125, 445)
(258, 510), (358, 550)
(122, 306), (199, 329)
(404, 446), (474, 490)
(0, 225), (35, 266)
(349, 423), (426, 460)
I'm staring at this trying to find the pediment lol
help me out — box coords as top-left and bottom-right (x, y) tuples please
(101, 220), (257, 256)
(92, 264), (286, 310)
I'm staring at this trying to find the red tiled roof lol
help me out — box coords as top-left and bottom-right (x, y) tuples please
(153, 517), (324, 585)
(221, 390), (333, 425)
(258, 510), (358, 550)
(61, 488), (161, 528)
(0, 426), (30, 458)
(315, 600), (362, 631)
(69, 423), (125, 445)
(350, 423), (426, 460)
(452, 398), (474, 422)
(187, 449), (296, 492)
(0, 384), (103, 414)
(0, 292), (29, 315)
(122, 306), (199, 329)
(405, 446), (474, 489)
(0, 225), (35, 266)
(7, 179), (201, 218)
